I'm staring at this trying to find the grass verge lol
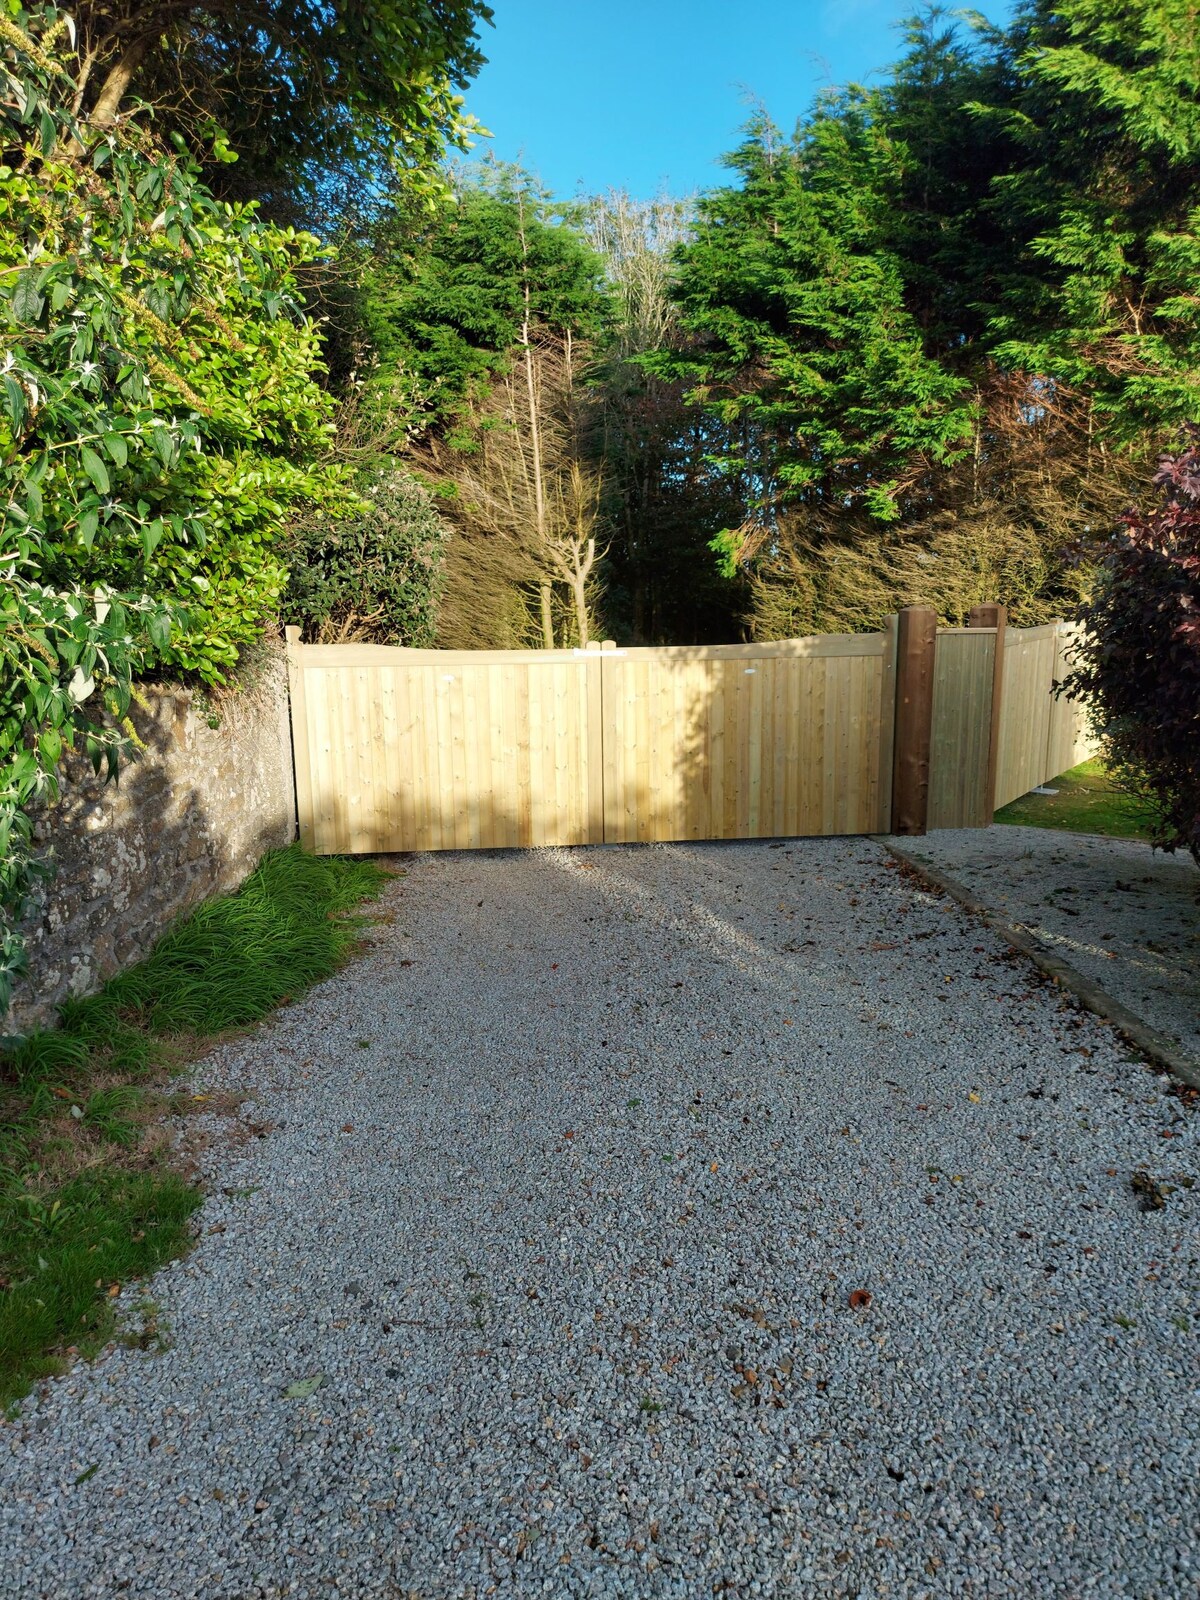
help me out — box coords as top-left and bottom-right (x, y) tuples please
(0, 845), (388, 1410)
(994, 758), (1153, 840)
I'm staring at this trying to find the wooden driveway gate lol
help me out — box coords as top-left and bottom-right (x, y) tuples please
(284, 613), (1095, 855)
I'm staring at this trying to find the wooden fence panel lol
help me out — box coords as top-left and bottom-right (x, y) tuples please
(1045, 624), (1099, 779)
(994, 624), (1059, 810)
(994, 622), (1099, 809)
(286, 618), (1092, 853)
(927, 627), (997, 830)
(288, 638), (598, 852)
(600, 635), (892, 843)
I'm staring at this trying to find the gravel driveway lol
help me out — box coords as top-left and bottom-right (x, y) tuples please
(3, 840), (1197, 1599)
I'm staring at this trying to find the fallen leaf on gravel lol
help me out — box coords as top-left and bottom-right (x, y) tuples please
(968, 1091), (981, 1103)
(284, 1374), (325, 1399)
(74, 1465), (99, 1486)
(400, 959), (414, 968)
(869, 941), (899, 951)
(848, 1289), (873, 1310)
(341, 1123), (354, 1133)
(1131, 1170), (1170, 1211)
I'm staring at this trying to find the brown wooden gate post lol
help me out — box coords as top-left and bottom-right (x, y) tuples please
(891, 606), (938, 835)
(968, 602), (1007, 822)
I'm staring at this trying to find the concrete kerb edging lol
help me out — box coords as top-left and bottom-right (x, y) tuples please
(878, 838), (1200, 1093)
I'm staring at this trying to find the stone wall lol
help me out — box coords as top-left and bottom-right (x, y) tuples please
(6, 646), (297, 1034)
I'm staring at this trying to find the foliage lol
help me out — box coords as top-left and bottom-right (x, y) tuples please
(356, 169), (613, 646)
(44, 0), (493, 213)
(0, 6), (356, 1006)
(284, 466), (448, 645)
(0, 845), (387, 1406)
(357, 170), (609, 438)
(583, 192), (750, 644)
(1063, 431), (1200, 864)
(982, 0), (1200, 442)
(652, 2), (1200, 636)
(656, 106), (977, 527)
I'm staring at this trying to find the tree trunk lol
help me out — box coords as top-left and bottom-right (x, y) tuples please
(89, 34), (154, 125)
(571, 537), (595, 648)
(539, 581), (555, 649)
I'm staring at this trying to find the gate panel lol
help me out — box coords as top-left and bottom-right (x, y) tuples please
(286, 637), (598, 852)
(600, 635), (892, 844)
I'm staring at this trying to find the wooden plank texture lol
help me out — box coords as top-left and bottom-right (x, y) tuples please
(994, 621), (1100, 809)
(286, 618), (1087, 854)
(927, 628), (996, 829)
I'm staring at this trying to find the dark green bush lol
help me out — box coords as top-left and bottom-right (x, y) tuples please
(284, 466), (447, 645)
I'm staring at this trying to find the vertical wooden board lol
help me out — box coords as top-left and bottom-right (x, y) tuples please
(747, 662), (763, 836)
(332, 668), (354, 853)
(846, 658), (869, 833)
(461, 666), (481, 850)
(410, 664), (435, 851)
(303, 668), (328, 852)
(928, 631), (995, 829)
(723, 660), (743, 839)
(584, 650), (604, 845)
(706, 659), (723, 838)
(668, 662), (689, 839)
(575, 659), (592, 842)
(640, 660), (656, 841)
(820, 658), (843, 833)
(509, 663), (529, 848)
(355, 666), (382, 852)
(794, 658), (820, 834)
(524, 663), (544, 846)
(688, 662), (711, 839)
(875, 618), (898, 834)
(420, 664), (444, 851)
(391, 665), (419, 851)
(839, 656), (863, 835)
(600, 657), (620, 842)
(563, 661), (587, 845)
(555, 665), (572, 844)
(773, 662), (792, 835)
(330, 669), (355, 852)
(322, 668), (350, 854)
(848, 657), (873, 833)
(377, 668), (400, 850)
(996, 628), (1058, 807)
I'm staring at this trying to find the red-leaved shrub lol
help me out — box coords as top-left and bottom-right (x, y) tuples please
(1065, 429), (1200, 866)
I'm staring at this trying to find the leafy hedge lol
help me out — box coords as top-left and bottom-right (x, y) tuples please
(284, 465), (447, 645)
(0, 6), (357, 1010)
(1065, 431), (1200, 865)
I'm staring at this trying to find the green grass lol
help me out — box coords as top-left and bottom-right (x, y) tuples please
(994, 758), (1154, 840)
(0, 846), (388, 1409)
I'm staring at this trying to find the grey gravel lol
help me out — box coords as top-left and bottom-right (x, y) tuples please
(2, 838), (1197, 1599)
(891, 824), (1200, 1066)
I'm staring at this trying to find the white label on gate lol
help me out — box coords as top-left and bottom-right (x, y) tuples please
(744, 668), (757, 674)
(442, 674), (456, 683)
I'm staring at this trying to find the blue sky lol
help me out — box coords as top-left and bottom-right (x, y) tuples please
(462, 0), (1015, 200)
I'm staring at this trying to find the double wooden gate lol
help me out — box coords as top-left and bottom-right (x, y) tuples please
(284, 613), (1095, 855)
